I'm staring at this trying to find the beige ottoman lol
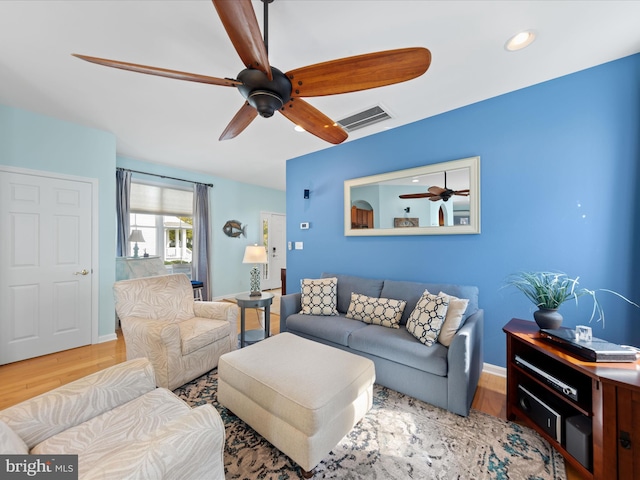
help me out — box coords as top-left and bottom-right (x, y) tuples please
(218, 332), (375, 476)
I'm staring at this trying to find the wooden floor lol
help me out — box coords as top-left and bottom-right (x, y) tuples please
(0, 304), (582, 479)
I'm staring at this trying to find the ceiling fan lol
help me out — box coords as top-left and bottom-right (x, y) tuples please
(72, 0), (431, 145)
(399, 171), (469, 202)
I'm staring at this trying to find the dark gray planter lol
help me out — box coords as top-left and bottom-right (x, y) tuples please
(533, 308), (563, 329)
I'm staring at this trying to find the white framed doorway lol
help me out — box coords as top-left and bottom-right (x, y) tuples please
(0, 166), (98, 364)
(259, 212), (286, 291)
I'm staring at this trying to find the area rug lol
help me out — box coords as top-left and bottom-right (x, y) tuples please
(174, 370), (566, 480)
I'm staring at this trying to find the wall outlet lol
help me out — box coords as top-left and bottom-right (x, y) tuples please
(300, 222), (309, 229)
(294, 241), (303, 250)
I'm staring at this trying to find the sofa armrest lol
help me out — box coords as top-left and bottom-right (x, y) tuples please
(279, 293), (302, 333)
(193, 301), (238, 352)
(0, 359), (156, 449)
(82, 405), (225, 480)
(447, 309), (484, 416)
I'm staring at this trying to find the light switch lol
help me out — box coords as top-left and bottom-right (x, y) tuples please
(295, 242), (303, 250)
(288, 241), (292, 250)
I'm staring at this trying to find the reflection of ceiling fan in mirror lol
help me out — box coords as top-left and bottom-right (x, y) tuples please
(72, 0), (432, 145)
(399, 171), (470, 202)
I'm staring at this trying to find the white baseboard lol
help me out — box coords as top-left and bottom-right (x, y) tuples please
(98, 333), (117, 343)
(482, 362), (506, 378)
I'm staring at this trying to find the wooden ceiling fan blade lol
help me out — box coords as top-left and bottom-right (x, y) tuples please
(399, 193), (434, 199)
(428, 186), (446, 195)
(279, 98), (347, 144)
(286, 48), (431, 97)
(219, 102), (258, 140)
(212, 0), (271, 80)
(72, 54), (240, 87)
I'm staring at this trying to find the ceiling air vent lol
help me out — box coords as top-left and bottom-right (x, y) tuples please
(337, 105), (391, 132)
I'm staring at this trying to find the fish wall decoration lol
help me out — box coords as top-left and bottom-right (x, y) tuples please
(223, 220), (247, 238)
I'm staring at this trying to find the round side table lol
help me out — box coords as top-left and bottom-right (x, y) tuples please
(235, 292), (274, 348)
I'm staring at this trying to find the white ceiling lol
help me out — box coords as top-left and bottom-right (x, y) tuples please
(2, 1), (639, 191)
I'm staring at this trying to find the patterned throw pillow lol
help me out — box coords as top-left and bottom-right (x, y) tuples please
(345, 293), (406, 328)
(437, 292), (470, 347)
(299, 277), (338, 316)
(406, 291), (449, 346)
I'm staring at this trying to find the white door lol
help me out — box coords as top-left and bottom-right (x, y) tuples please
(260, 212), (286, 290)
(0, 170), (94, 364)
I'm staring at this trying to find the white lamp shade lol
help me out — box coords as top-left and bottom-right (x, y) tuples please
(129, 229), (146, 243)
(242, 245), (268, 264)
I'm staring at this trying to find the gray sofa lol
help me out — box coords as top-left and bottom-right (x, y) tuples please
(280, 273), (484, 416)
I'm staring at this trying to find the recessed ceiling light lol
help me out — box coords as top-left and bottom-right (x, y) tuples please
(294, 125), (305, 132)
(505, 30), (536, 51)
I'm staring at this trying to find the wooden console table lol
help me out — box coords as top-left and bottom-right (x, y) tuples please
(504, 318), (640, 480)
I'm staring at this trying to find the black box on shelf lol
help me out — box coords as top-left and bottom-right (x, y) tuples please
(565, 415), (592, 470)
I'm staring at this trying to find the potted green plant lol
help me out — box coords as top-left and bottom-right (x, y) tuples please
(504, 271), (638, 329)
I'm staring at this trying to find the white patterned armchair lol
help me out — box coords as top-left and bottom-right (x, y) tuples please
(113, 274), (238, 390)
(0, 358), (225, 480)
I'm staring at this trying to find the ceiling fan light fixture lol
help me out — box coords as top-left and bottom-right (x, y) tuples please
(248, 90), (283, 117)
(505, 30), (536, 51)
(294, 125), (305, 132)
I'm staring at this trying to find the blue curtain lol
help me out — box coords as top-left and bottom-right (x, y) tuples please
(116, 168), (131, 257)
(193, 183), (211, 300)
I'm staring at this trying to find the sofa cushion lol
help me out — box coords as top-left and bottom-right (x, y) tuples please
(348, 325), (449, 377)
(436, 292), (470, 347)
(406, 292), (449, 347)
(31, 388), (190, 476)
(179, 317), (232, 355)
(322, 273), (384, 314)
(286, 314), (367, 346)
(300, 277), (339, 316)
(381, 280), (478, 325)
(345, 293), (406, 329)
(0, 420), (28, 454)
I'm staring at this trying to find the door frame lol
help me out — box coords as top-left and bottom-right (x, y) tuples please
(259, 211), (286, 290)
(0, 165), (100, 345)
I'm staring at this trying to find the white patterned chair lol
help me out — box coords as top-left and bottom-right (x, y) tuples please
(0, 358), (225, 480)
(113, 273), (238, 390)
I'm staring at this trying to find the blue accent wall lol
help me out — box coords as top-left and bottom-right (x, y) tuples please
(285, 54), (640, 367)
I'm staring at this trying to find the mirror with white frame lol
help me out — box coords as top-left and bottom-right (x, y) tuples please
(344, 156), (480, 236)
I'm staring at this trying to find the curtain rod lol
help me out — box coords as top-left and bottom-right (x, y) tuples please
(118, 167), (213, 188)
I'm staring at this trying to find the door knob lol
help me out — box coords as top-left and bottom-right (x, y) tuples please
(73, 269), (89, 276)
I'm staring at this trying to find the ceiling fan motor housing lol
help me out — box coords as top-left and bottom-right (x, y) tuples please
(237, 67), (292, 118)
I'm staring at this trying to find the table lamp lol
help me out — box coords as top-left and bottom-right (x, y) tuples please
(129, 229), (146, 258)
(242, 244), (268, 296)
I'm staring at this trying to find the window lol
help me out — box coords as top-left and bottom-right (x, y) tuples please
(129, 182), (194, 272)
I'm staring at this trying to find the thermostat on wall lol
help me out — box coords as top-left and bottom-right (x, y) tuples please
(300, 222), (310, 229)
